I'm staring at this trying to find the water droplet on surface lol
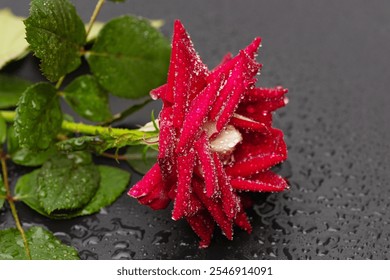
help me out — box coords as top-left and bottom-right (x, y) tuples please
(112, 249), (135, 260)
(79, 250), (99, 260)
(152, 230), (172, 245)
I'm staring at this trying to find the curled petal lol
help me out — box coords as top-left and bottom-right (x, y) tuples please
(128, 164), (171, 210)
(194, 132), (218, 197)
(234, 210), (252, 233)
(208, 75), (233, 120)
(158, 106), (176, 181)
(239, 51), (262, 80)
(215, 61), (247, 132)
(230, 114), (270, 134)
(207, 37), (261, 82)
(187, 211), (215, 248)
(230, 171), (288, 192)
(128, 163), (162, 198)
(213, 153), (239, 220)
(170, 26), (191, 128)
(168, 21), (209, 128)
(138, 187), (171, 210)
(238, 87), (288, 121)
(176, 76), (222, 154)
(150, 83), (169, 103)
(187, 192), (204, 216)
(193, 180), (233, 240)
(226, 153), (286, 178)
(236, 103), (273, 127)
(232, 128), (287, 163)
(246, 86), (288, 101)
(242, 97), (288, 114)
(243, 37), (262, 59)
(209, 58), (245, 121)
(172, 150), (196, 220)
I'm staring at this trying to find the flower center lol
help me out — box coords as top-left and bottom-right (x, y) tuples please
(203, 122), (243, 157)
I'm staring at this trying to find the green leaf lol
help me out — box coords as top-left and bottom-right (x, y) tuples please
(24, 0), (86, 82)
(63, 75), (112, 122)
(14, 170), (46, 216)
(14, 82), (62, 150)
(37, 152), (100, 216)
(125, 145), (158, 174)
(0, 75), (33, 109)
(87, 15), (170, 99)
(0, 116), (6, 144)
(87, 19), (164, 42)
(7, 126), (55, 167)
(0, 9), (29, 69)
(78, 165), (130, 215)
(15, 165), (130, 219)
(0, 173), (5, 209)
(0, 226), (79, 260)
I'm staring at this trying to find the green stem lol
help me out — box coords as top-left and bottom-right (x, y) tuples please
(86, 0), (106, 38)
(0, 154), (31, 260)
(0, 110), (158, 143)
(55, 76), (65, 90)
(62, 120), (132, 137)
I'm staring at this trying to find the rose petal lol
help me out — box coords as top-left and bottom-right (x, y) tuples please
(213, 153), (239, 220)
(230, 171), (288, 192)
(244, 37), (262, 59)
(128, 164), (172, 210)
(194, 132), (218, 197)
(236, 102), (274, 127)
(128, 163), (162, 198)
(138, 187), (171, 210)
(172, 150), (196, 220)
(232, 128), (287, 163)
(187, 192), (204, 216)
(230, 114), (270, 133)
(246, 86), (288, 101)
(215, 61), (247, 132)
(193, 180), (233, 240)
(207, 37), (261, 82)
(226, 153), (286, 178)
(175, 76), (222, 154)
(187, 211), (215, 248)
(157, 106), (177, 181)
(168, 21), (209, 129)
(234, 210), (252, 233)
(150, 83), (169, 102)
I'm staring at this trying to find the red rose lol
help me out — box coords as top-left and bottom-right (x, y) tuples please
(128, 20), (288, 248)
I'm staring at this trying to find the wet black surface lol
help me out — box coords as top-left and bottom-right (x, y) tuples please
(1, 0), (390, 259)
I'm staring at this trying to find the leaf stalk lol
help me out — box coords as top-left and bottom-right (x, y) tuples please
(86, 0), (106, 37)
(0, 153), (31, 260)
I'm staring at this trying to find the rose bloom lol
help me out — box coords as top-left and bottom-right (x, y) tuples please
(128, 20), (288, 248)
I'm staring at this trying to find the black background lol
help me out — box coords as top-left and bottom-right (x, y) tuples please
(1, 0), (390, 259)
